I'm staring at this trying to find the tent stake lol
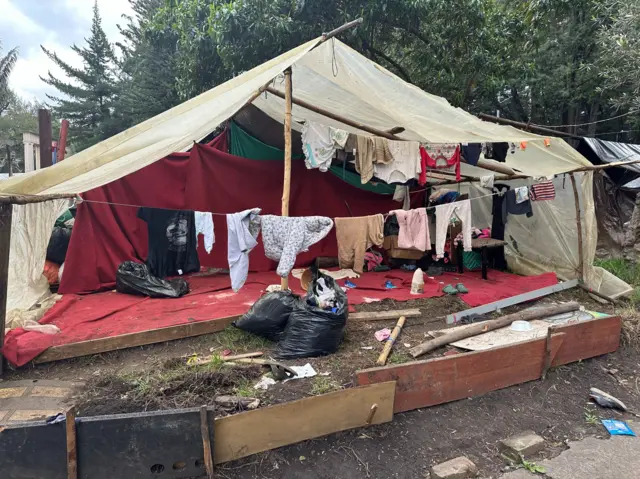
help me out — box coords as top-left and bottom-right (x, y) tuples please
(281, 67), (293, 290)
(0, 203), (12, 376)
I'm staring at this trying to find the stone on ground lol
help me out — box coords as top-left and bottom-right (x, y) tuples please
(499, 431), (545, 459)
(430, 456), (478, 479)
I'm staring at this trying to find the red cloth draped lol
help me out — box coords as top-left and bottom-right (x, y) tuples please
(420, 144), (461, 181)
(59, 133), (406, 294)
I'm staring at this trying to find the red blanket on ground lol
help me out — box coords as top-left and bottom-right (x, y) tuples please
(2, 270), (558, 366)
(59, 136), (410, 294)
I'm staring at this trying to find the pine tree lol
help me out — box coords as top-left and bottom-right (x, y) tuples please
(114, 0), (180, 129)
(41, 1), (118, 152)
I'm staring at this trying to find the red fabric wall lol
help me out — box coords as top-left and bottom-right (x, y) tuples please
(60, 134), (406, 294)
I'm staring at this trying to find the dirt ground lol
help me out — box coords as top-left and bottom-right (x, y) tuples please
(4, 287), (635, 478)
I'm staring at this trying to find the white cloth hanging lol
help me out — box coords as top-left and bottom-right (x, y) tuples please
(226, 208), (261, 291)
(480, 175), (495, 189)
(374, 140), (421, 184)
(434, 200), (472, 258)
(194, 211), (214, 253)
(301, 120), (349, 172)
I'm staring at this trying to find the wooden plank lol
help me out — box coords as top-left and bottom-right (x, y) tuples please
(200, 407), (214, 479)
(356, 334), (565, 413)
(349, 309), (421, 321)
(446, 279), (579, 324)
(34, 315), (240, 364)
(65, 409), (77, 479)
(0, 203), (13, 375)
(551, 315), (621, 367)
(213, 382), (395, 464)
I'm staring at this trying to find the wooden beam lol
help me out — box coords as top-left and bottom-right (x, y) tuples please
(38, 109), (53, 168)
(65, 409), (77, 479)
(58, 119), (69, 162)
(570, 173), (584, 280)
(446, 279), (579, 324)
(280, 67), (293, 291)
(33, 315), (240, 364)
(0, 193), (76, 205)
(358, 333), (565, 413)
(213, 382), (395, 464)
(0, 203), (12, 375)
(321, 18), (363, 41)
(199, 407), (214, 479)
(477, 113), (582, 140)
(264, 86), (399, 140)
(411, 302), (579, 357)
(349, 308), (421, 321)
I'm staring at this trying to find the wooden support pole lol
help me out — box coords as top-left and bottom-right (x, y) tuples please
(569, 173), (584, 280)
(58, 119), (69, 162)
(0, 203), (12, 375)
(38, 109), (53, 168)
(410, 302), (580, 358)
(542, 326), (554, 380)
(477, 113), (582, 140)
(265, 86), (399, 140)
(280, 67), (293, 290)
(321, 18), (363, 41)
(0, 193), (76, 205)
(377, 316), (406, 365)
(200, 406), (214, 479)
(65, 409), (77, 479)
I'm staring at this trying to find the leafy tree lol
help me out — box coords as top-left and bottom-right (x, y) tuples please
(0, 40), (18, 114)
(0, 95), (41, 174)
(596, 0), (640, 131)
(115, 0), (181, 128)
(41, 1), (118, 152)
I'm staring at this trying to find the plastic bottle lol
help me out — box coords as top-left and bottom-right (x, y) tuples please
(410, 268), (425, 295)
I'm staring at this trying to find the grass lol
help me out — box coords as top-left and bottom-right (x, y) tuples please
(594, 258), (640, 304)
(213, 326), (272, 353)
(584, 409), (600, 426)
(310, 376), (341, 395)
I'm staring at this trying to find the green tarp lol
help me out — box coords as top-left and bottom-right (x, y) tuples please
(229, 122), (394, 195)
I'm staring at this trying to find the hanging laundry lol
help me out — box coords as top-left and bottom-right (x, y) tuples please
(530, 181), (556, 201)
(335, 214), (384, 274)
(374, 140), (421, 184)
(194, 211), (214, 254)
(480, 175), (495, 189)
(301, 120), (349, 172)
(260, 215), (334, 277)
(490, 184), (510, 270)
(227, 208), (261, 292)
(137, 207), (200, 278)
(354, 135), (394, 184)
(514, 186), (530, 204)
(461, 143), (482, 166)
(393, 185), (411, 210)
(390, 208), (431, 251)
(490, 142), (509, 163)
(434, 200), (472, 258)
(420, 144), (461, 181)
(502, 190), (533, 223)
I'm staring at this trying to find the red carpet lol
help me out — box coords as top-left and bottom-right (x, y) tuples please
(2, 269), (557, 367)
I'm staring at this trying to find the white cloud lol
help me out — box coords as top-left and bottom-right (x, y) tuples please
(7, 0), (135, 102)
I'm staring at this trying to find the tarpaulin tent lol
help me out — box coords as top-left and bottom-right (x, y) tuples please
(0, 36), (632, 324)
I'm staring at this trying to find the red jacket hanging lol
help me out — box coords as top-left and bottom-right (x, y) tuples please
(420, 144), (461, 182)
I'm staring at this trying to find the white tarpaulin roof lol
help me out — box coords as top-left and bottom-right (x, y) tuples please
(0, 36), (629, 308)
(0, 38), (590, 197)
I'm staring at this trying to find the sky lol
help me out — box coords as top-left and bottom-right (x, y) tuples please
(1, 0), (134, 102)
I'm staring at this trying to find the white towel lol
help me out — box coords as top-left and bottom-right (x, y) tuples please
(194, 211), (214, 254)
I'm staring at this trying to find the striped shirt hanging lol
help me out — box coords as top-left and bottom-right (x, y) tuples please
(530, 181), (556, 201)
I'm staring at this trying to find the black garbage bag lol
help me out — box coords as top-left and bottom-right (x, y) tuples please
(46, 226), (72, 264)
(116, 261), (189, 298)
(232, 290), (301, 341)
(275, 270), (348, 359)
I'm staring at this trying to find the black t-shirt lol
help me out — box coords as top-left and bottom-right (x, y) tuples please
(137, 207), (200, 278)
